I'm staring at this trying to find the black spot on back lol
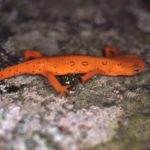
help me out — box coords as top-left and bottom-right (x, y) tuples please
(117, 63), (122, 66)
(8, 68), (12, 72)
(102, 61), (107, 65)
(70, 61), (75, 66)
(81, 61), (88, 66)
(0, 74), (4, 77)
(31, 70), (35, 73)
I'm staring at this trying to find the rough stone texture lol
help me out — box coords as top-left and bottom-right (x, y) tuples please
(0, 0), (150, 150)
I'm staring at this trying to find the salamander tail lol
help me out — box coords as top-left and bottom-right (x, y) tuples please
(0, 64), (27, 81)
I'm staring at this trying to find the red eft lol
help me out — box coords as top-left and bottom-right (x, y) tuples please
(0, 46), (145, 95)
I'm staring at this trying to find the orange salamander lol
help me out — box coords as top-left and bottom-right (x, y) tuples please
(0, 46), (145, 95)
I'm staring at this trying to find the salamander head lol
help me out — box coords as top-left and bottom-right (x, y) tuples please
(112, 55), (145, 76)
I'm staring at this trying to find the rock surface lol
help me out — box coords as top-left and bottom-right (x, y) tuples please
(0, 0), (150, 150)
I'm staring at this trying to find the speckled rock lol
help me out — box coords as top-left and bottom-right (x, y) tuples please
(0, 0), (150, 150)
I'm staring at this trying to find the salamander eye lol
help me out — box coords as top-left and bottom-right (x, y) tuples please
(134, 69), (139, 72)
(132, 64), (140, 72)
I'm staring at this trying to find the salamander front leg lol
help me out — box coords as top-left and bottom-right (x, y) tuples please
(81, 69), (105, 84)
(42, 71), (70, 95)
(104, 46), (121, 57)
(23, 50), (43, 61)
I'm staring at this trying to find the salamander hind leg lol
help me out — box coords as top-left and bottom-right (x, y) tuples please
(41, 71), (70, 95)
(104, 46), (121, 57)
(23, 50), (43, 61)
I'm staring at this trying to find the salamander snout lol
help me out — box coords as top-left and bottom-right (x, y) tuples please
(114, 55), (145, 76)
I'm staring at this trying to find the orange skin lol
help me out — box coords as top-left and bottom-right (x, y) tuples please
(0, 46), (145, 95)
